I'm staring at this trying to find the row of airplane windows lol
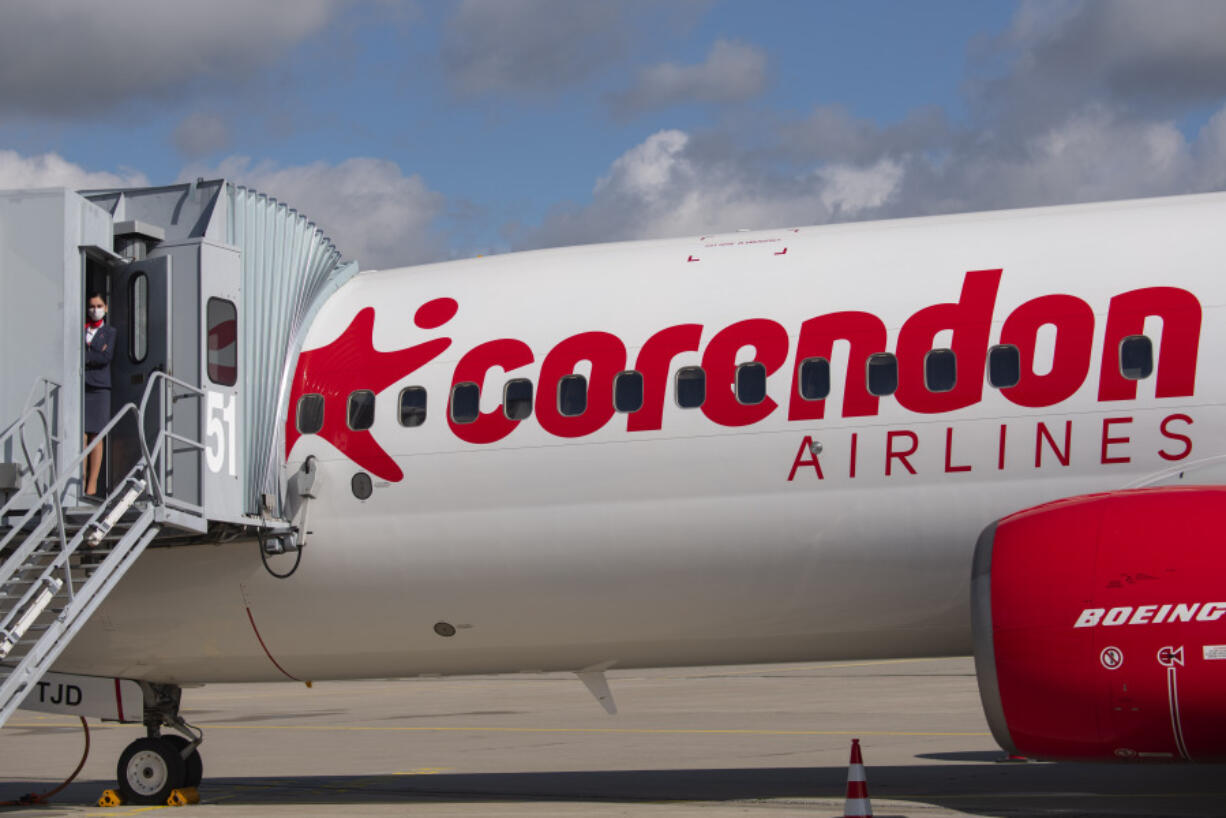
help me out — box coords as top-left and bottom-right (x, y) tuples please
(295, 335), (1155, 434)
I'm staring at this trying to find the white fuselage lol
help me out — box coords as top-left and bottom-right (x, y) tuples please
(56, 194), (1226, 685)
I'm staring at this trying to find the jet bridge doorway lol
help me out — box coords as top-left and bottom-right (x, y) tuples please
(108, 255), (172, 497)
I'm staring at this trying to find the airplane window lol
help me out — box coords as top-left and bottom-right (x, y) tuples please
(504, 378), (534, 420)
(206, 297), (237, 386)
(129, 273), (148, 363)
(296, 393), (324, 434)
(925, 348), (957, 393)
(347, 389), (376, 431)
(798, 357), (830, 400)
(866, 353), (897, 396)
(676, 366), (705, 408)
(614, 370), (644, 413)
(735, 362), (767, 405)
(558, 374), (587, 417)
(398, 386), (427, 427)
(1120, 335), (1153, 380)
(450, 382), (480, 424)
(988, 344), (1021, 389)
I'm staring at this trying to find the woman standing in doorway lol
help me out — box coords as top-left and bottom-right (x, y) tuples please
(84, 292), (116, 497)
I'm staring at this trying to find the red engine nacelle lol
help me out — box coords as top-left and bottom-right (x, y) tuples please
(972, 486), (1226, 762)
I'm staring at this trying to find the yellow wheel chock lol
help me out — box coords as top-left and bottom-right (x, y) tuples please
(97, 789), (124, 807)
(97, 786), (199, 807)
(167, 786), (200, 806)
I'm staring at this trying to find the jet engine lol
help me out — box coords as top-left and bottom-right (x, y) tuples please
(972, 486), (1226, 761)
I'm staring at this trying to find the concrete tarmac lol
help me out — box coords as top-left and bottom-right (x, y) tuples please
(2, 657), (1224, 816)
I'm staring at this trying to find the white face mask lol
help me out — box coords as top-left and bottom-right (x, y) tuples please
(89, 307), (106, 322)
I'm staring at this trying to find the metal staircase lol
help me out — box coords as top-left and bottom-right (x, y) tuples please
(0, 373), (206, 727)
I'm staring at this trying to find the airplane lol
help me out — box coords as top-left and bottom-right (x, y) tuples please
(2, 181), (1224, 804)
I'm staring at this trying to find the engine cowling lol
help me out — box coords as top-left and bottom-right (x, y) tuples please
(972, 486), (1226, 762)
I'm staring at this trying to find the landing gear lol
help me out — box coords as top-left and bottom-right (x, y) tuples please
(115, 682), (204, 805)
(117, 738), (183, 804)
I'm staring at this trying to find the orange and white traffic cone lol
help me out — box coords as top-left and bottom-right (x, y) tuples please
(843, 738), (872, 818)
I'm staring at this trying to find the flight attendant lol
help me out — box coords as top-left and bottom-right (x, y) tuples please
(84, 292), (116, 496)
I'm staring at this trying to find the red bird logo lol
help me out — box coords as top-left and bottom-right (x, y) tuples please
(286, 298), (457, 481)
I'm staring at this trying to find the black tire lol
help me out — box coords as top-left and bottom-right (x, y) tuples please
(163, 734), (203, 788)
(117, 737), (186, 805)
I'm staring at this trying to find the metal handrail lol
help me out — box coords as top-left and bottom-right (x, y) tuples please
(0, 402), (140, 548)
(0, 374), (208, 587)
(0, 378), (60, 443)
(0, 466), (147, 635)
(18, 405), (68, 558)
(0, 380), (61, 490)
(136, 371), (205, 508)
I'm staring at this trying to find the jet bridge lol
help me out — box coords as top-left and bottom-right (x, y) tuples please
(0, 180), (357, 728)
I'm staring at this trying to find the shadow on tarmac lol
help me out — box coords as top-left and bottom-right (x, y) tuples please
(4, 763), (1225, 815)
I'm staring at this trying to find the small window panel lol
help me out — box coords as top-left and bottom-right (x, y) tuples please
(206, 297), (237, 386)
(504, 378), (534, 420)
(558, 374), (588, 417)
(398, 386), (427, 427)
(451, 382), (480, 424)
(925, 348), (957, 393)
(798, 357), (830, 400)
(614, 370), (644, 413)
(866, 353), (898, 396)
(988, 344), (1021, 389)
(676, 366), (706, 408)
(347, 389), (376, 431)
(129, 274), (148, 363)
(1120, 335), (1153, 380)
(735, 362), (767, 405)
(296, 393), (324, 434)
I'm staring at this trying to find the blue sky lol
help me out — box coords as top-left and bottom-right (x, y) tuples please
(1, 1), (1224, 268)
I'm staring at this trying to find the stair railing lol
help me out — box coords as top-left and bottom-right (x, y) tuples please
(137, 371), (206, 517)
(0, 373), (204, 579)
(0, 379), (61, 506)
(0, 402), (142, 582)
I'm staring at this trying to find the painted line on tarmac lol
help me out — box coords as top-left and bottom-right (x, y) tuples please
(197, 724), (991, 737)
(660, 658), (933, 677)
(5, 720), (988, 737)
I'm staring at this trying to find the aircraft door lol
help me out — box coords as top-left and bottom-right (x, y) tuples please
(108, 256), (172, 489)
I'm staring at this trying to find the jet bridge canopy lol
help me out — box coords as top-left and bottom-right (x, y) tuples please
(0, 179), (357, 522)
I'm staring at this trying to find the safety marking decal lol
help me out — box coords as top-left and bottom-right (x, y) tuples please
(1100, 646), (1124, 670)
(1203, 644), (1226, 660)
(1157, 645), (1184, 668)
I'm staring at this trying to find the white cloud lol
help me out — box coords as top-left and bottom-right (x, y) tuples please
(0, 150), (148, 190)
(609, 40), (767, 115)
(172, 113), (232, 158)
(815, 158), (904, 216)
(0, 0), (342, 116)
(194, 156), (446, 270)
(526, 130), (828, 247)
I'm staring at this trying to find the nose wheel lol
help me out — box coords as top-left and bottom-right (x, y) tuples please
(117, 737), (185, 804)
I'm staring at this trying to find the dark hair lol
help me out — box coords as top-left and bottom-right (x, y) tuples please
(87, 292), (107, 305)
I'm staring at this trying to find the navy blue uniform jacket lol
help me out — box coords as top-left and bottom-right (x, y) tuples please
(85, 324), (117, 389)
